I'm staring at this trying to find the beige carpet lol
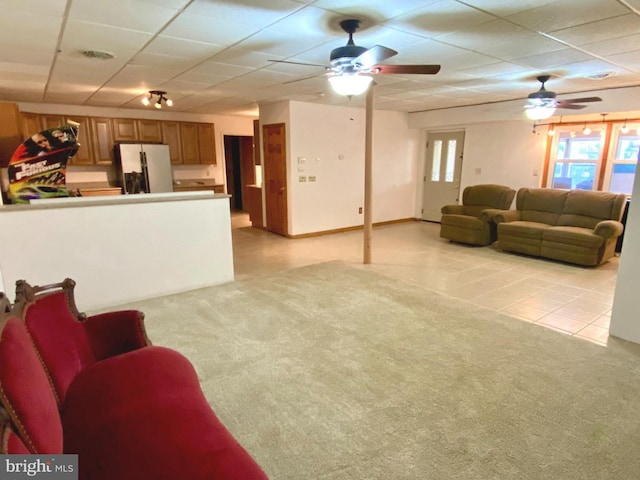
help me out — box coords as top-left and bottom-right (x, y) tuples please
(112, 261), (640, 480)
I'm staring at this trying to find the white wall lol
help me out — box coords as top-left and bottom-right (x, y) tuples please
(16, 102), (255, 186)
(260, 100), (419, 236)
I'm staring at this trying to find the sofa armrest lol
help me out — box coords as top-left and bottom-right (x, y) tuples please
(480, 208), (509, 223)
(493, 210), (522, 224)
(441, 205), (464, 215)
(83, 310), (152, 362)
(594, 220), (624, 240)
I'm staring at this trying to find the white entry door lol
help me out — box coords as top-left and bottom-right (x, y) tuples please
(422, 131), (465, 222)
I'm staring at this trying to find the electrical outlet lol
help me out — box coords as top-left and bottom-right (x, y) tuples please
(358, 207), (363, 214)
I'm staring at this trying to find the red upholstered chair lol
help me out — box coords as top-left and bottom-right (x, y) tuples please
(5, 280), (269, 479)
(12, 278), (151, 406)
(0, 407), (31, 454)
(0, 293), (63, 454)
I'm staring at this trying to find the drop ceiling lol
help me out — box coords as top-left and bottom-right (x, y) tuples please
(1, 0), (640, 117)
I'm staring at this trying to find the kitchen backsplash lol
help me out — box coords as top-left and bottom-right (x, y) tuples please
(65, 164), (220, 184)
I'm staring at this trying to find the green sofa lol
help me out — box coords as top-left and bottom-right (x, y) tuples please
(494, 188), (627, 266)
(440, 184), (516, 246)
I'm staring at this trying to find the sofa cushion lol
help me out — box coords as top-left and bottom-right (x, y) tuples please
(462, 184), (515, 211)
(0, 316), (63, 454)
(21, 289), (96, 406)
(558, 190), (627, 228)
(497, 221), (552, 240)
(63, 346), (268, 480)
(1, 408), (31, 454)
(543, 226), (604, 248)
(517, 188), (567, 225)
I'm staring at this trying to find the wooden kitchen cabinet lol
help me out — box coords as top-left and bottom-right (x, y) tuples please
(89, 117), (115, 165)
(20, 112), (43, 139)
(67, 116), (93, 166)
(0, 102), (22, 166)
(180, 123), (200, 165)
(112, 118), (138, 142)
(197, 123), (216, 165)
(40, 115), (66, 131)
(161, 121), (182, 164)
(137, 119), (162, 143)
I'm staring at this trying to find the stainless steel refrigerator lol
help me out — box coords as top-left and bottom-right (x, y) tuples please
(115, 143), (174, 194)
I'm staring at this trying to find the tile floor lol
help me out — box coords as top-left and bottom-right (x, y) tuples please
(231, 212), (619, 346)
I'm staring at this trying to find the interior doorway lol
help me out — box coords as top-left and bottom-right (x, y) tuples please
(223, 135), (255, 211)
(422, 130), (465, 222)
(262, 123), (288, 236)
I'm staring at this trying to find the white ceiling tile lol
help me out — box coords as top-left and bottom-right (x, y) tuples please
(459, 62), (531, 78)
(128, 52), (202, 72)
(185, 0), (303, 28)
(3, 0), (67, 17)
(506, 0), (630, 33)
(144, 36), (224, 59)
(161, 13), (252, 46)
(182, 61), (254, 78)
(391, 0), (496, 38)
(510, 48), (596, 70)
(485, 34), (567, 62)
(438, 19), (534, 50)
(455, 0), (557, 17)
(311, 0), (436, 21)
(549, 14), (640, 47)
(68, 0), (179, 33)
(1, 10), (63, 52)
(580, 34), (640, 57)
(61, 20), (153, 59)
(208, 49), (275, 69)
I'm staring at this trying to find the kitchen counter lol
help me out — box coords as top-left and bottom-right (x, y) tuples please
(173, 179), (224, 193)
(0, 191), (233, 311)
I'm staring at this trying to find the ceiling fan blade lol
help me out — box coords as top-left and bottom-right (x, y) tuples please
(558, 96), (602, 104)
(354, 45), (397, 67)
(268, 59), (328, 68)
(372, 64), (441, 75)
(557, 103), (586, 110)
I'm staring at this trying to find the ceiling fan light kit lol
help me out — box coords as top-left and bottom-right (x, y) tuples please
(142, 90), (172, 109)
(269, 18), (440, 97)
(328, 74), (373, 96)
(525, 75), (602, 122)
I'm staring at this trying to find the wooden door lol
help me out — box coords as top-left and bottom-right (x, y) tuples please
(137, 119), (162, 143)
(422, 130), (465, 222)
(161, 121), (182, 164)
(67, 116), (93, 165)
(180, 123), (200, 164)
(112, 118), (138, 142)
(262, 123), (287, 236)
(197, 123), (216, 164)
(240, 136), (255, 211)
(90, 117), (115, 165)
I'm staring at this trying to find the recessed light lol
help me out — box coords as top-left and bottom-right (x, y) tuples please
(80, 50), (115, 60)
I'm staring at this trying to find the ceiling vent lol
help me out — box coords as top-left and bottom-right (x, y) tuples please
(80, 50), (115, 60)
(584, 71), (615, 80)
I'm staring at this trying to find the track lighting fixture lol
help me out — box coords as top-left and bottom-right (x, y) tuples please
(141, 90), (173, 109)
(582, 123), (591, 135)
(621, 120), (629, 134)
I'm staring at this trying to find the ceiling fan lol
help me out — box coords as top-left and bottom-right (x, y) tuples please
(525, 75), (602, 119)
(270, 19), (441, 95)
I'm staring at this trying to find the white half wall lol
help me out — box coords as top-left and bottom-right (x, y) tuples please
(0, 193), (233, 311)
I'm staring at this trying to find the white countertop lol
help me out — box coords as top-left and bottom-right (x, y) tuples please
(1, 190), (230, 211)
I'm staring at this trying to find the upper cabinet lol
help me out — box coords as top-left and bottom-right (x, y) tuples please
(179, 122), (217, 165)
(9, 110), (215, 167)
(161, 121), (182, 165)
(137, 119), (162, 143)
(113, 118), (162, 143)
(0, 103), (22, 166)
(197, 123), (216, 165)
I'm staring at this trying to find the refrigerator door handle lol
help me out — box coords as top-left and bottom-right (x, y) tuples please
(141, 151), (150, 193)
